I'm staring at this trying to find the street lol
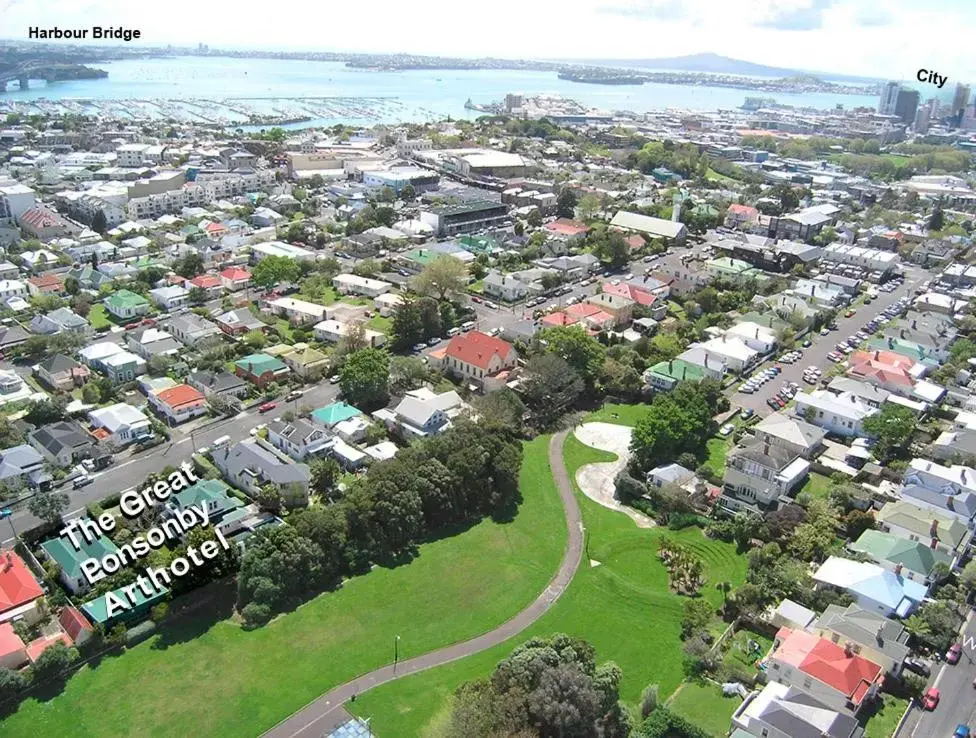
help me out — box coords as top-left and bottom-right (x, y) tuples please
(904, 610), (976, 738)
(731, 266), (927, 418)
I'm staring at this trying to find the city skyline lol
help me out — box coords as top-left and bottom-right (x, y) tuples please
(2, 0), (975, 80)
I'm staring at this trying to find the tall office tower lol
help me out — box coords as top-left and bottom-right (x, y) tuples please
(914, 104), (931, 134)
(879, 81), (901, 115)
(894, 89), (920, 125)
(952, 83), (971, 115)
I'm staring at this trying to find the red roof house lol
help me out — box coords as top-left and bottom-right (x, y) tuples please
(602, 281), (659, 307)
(26, 274), (65, 296)
(624, 234), (645, 252)
(220, 267), (252, 291)
(848, 350), (916, 390)
(189, 274), (223, 293)
(564, 302), (615, 331)
(541, 311), (580, 327)
(544, 218), (590, 239)
(59, 606), (94, 645)
(441, 331), (517, 391)
(149, 383), (208, 425)
(0, 551), (44, 623)
(26, 632), (73, 663)
(770, 627), (883, 712)
(0, 622), (27, 670)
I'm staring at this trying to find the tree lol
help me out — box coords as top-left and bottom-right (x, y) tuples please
(91, 209), (107, 234)
(251, 255), (301, 291)
(863, 404), (915, 461)
(412, 255), (468, 301)
(237, 526), (325, 617)
(399, 183), (416, 200)
(81, 382), (102, 405)
(254, 484), (283, 515)
(578, 193), (601, 220)
(681, 598), (713, 639)
(207, 393), (241, 417)
(520, 354), (583, 427)
(417, 297), (442, 340)
(24, 398), (66, 426)
(929, 204), (945, 231)
(526, 208), (542, 228)
(605, 232), (631, 269)
(242, 329), (267, 351)
(339, 348), (390, 409)
(174, 252), (205, 278)
(310, 457), (341, 498)
(639, 683), (659, 719)
(388, 356), (429, 394)
(30, 642), (78, 682)
(843, 509), (875, 539)
(538, 325), (607, 386)
(0, 667), (26, 701)
(187, 286), (208, 304)
(64, 276), (80, 296)
(556, 187), (578, 219)
(390, 299), (424, 352)
(960, 559), (976, 597)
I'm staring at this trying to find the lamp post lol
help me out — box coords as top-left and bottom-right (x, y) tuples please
(393, 634), (401, 674)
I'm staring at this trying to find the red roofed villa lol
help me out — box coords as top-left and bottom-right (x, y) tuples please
(149, 383), (208, 425)
(220, 267), (252, 292)
(436, 330), (517, 392)
(189, 273), (223, 296)
(26, 632), (73, 663)
(725, 203), (760, 228)
(544, 218), (590, 241)
(59, 606), (94, 646)
(0, 622), (27, 670)
(848, 350), (916, 390)
(602, 280), (659, 307)
(769, 626), (883, 713)
(0, 551), (45, 625)
(26, 273), (65, 297)
(541, 311), (580, 328)
(564, 302), (616, 331)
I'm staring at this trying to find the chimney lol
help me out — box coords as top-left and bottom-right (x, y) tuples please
(894, 563), (904, 576)
(876, 623), (885, 645)
(874, 350), (879, 360)
(844, 642), (855, 657)
(668, 359), (673, 372)
(912, 319), (917, 329)
(930, 520), (939, 539)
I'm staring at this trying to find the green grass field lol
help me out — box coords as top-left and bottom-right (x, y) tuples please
(350, 430), (749, 737)
(862, 694), (909, 738)
(0, 437), (567, 738)
(705, 167), (736, 184)
(366, 314), (392, 334)
(801, 471), (834, 501)
(702, 437), (729, 479)
(87, 304), (112, 330)
(583, 402), (650, 427)
(668, 681), (742, 737)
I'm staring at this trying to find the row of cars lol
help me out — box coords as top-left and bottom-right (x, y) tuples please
(827, 296), (912, 363)
(738, 365), (781, 394)
(920, 641), (972, 738)
(766, 381), (799, 410)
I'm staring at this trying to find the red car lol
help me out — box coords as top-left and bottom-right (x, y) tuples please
(947, 643), (962, 664)
(258, 402), (277, 414)
(923, 687), (940, 710)
(470, 296), (482, 304)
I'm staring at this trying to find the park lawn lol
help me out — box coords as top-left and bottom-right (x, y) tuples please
(801, 471), (834, 501)
(351, 431), (749, 737)
(861, 694), (909, 738)
(0, 437), (567, 738)
(87, 304), (112, 330)
(667, 681), (743, 737)
(584, 403), (650, 427)
(705, 167), (735, 184)
(702, 437), (729, 479)
(366, 314), (392, 334)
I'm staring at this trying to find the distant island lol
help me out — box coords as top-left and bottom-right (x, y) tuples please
(558, 70), (645, 85)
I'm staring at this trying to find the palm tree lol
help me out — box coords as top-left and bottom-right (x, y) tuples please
(715, 581), (732, 613)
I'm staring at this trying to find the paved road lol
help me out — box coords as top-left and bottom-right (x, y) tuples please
(260, 430), (584, 738)
(733, 267), (927, 418)
(905, 609), (976, 738)
(1, 381), (341, 545)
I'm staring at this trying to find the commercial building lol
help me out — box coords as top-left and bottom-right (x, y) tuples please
(419, 200), (510, 237)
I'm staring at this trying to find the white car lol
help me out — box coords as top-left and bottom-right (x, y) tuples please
(719, 423), (735, 437)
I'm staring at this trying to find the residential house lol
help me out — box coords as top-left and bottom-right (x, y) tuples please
(311, 401), (362, 429)
(275, 343), (330, 381)
(0, 445), (50, 491)
(40, 529), (119, 594)
(34, 354), (89, 391)
(29, 307), (91, 337)
(731, 681), (864, 738)
(724, 203), (760, 230)
(608, 210), (688, 243)
(81, 581), (168, 629)
(645, 463), (702, 495)
(188, 273), (223, 298)
(825, 378), (890, 409)
(753, 413), (825, 459)
(267, 297), (329, 326)
(847, 351), (918, 397)
(483, 270), (527, 302)
(544, 218), (590, 244)
(148, 285), (189, 311)
(219, 266), (251, 292)
(674, 347), (727, 380)
(900, 458), (976, 525)
(812, 557), (927, 618)
(770, 599), (818, 630)
(332, 273), (392, 298)
(166, 312), (222, 348)
(88, 403), (152, 447)
(0, 623), (28, 670)
(215, 308), (265, 336)
(104, 289), (149, 321)
(726, 321), (778, 355)
(234, 353), (290, 387)
(0, 551), (45, 625)
(187, 370), (247, 400)
(767, 627), (883, 714)
(212, 439), (311, 508)
(849, 529), (953, 584)
(149, 383), (208, 426)
(29, 421), (94, 467)
(584, 292), (635, 326)
(436, 330), (518, 392)
(373, 389), (463, 439)
(26, 274), (65, 297)
(165, 479), (244, 529)
(266, 418), (333, 460)
(0, 279), (27, 301)
(876, 500), (971, 559)
(697, 335), (760, 374)
(313, 319), (386, 348)
(792, 391), (878, 438)
(563, 303), (616, 331)
(374, 293), (403, 317)
(58, 607), (94, 647)
(124, 326), (181, 360)
(643, 358), (708, 390)
(719, 438), (809, 514)
(812, 603), (910, 676)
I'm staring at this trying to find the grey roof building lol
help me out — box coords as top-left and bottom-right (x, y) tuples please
(212, 439), (310, 507)
(29, 420), (94, 467)
(732, 682), (863, 738)
(812, 603), (910, 675)
(187, 370), (247, 398)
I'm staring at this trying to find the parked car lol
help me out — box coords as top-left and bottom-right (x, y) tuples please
(947, 643), (962, 665)
(329, 374), (341, 384)
(427, 336), (441, 346)
(954, 725), (970, 738)
(766, 398), (779, 409)
(412, 343), (427, 353)
(285, 390), (303, 402)
(718, 423), (735, 437)
(923, 687), (940, 710)
(904, 657), (932, 677)
(470, 296), (482, 303)
(258, 402), (277, 413)
(739, 408), (754, 420)
(73, 475), (93, 489)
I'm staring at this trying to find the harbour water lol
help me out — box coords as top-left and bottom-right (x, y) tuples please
(0, 56), (882, 127)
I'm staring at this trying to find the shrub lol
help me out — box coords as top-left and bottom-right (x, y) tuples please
(242, 602), (272, 627)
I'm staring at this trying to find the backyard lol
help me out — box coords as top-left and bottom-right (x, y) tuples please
(350, 428), (749, 736)
(667, 681), (743, 737)
(86, 304), (112, 330)
(0, 437), (567, 738)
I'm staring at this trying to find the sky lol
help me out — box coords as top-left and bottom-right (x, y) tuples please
(3, 0), (976, 80)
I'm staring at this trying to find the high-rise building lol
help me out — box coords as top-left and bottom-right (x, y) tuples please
(952, 83), (971, 115)
(894, 89), (920, 126)
(914, 104), (931, 134)
(879, 81), (901, 115)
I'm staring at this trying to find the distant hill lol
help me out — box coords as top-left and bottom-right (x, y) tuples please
(574, 52), (882, 83)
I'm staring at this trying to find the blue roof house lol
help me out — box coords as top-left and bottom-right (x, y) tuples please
(812, 556), (928, 618)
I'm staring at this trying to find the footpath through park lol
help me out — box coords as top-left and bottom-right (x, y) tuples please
(261, 431), (584, 738)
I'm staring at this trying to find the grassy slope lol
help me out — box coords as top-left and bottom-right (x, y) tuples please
(1, 437), (566, 738)
(668, 681), (742, 737)
(351, 430), (748, 737)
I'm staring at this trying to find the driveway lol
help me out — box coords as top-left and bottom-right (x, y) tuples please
(573, 422), (654, 528)
(260, 431), (584, 738)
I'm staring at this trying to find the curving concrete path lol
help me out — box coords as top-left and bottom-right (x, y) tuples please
(573, 422), (655, 529)
(260, 431), (584, 738)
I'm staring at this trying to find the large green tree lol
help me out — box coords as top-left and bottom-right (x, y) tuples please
(412, 255), (468, 301)
(339, 348), (390, 409)
(863, 404), (915, 461)
(251, 255), (301, 291)
(538, 325), (607, 387)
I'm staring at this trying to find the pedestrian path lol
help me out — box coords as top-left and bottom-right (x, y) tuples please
(573, 422), (655, 528)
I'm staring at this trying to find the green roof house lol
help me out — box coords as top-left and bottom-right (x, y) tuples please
(104, 289), (150, 320)
(849, 529), (953, 583)
(311, 401), (362, 428)
(234, 353), (290, 387)
(40, 529), (119, 595)
(168, 479), (243, 522)
(644, 359), (705, 390)
(81, 581), (168, 628)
